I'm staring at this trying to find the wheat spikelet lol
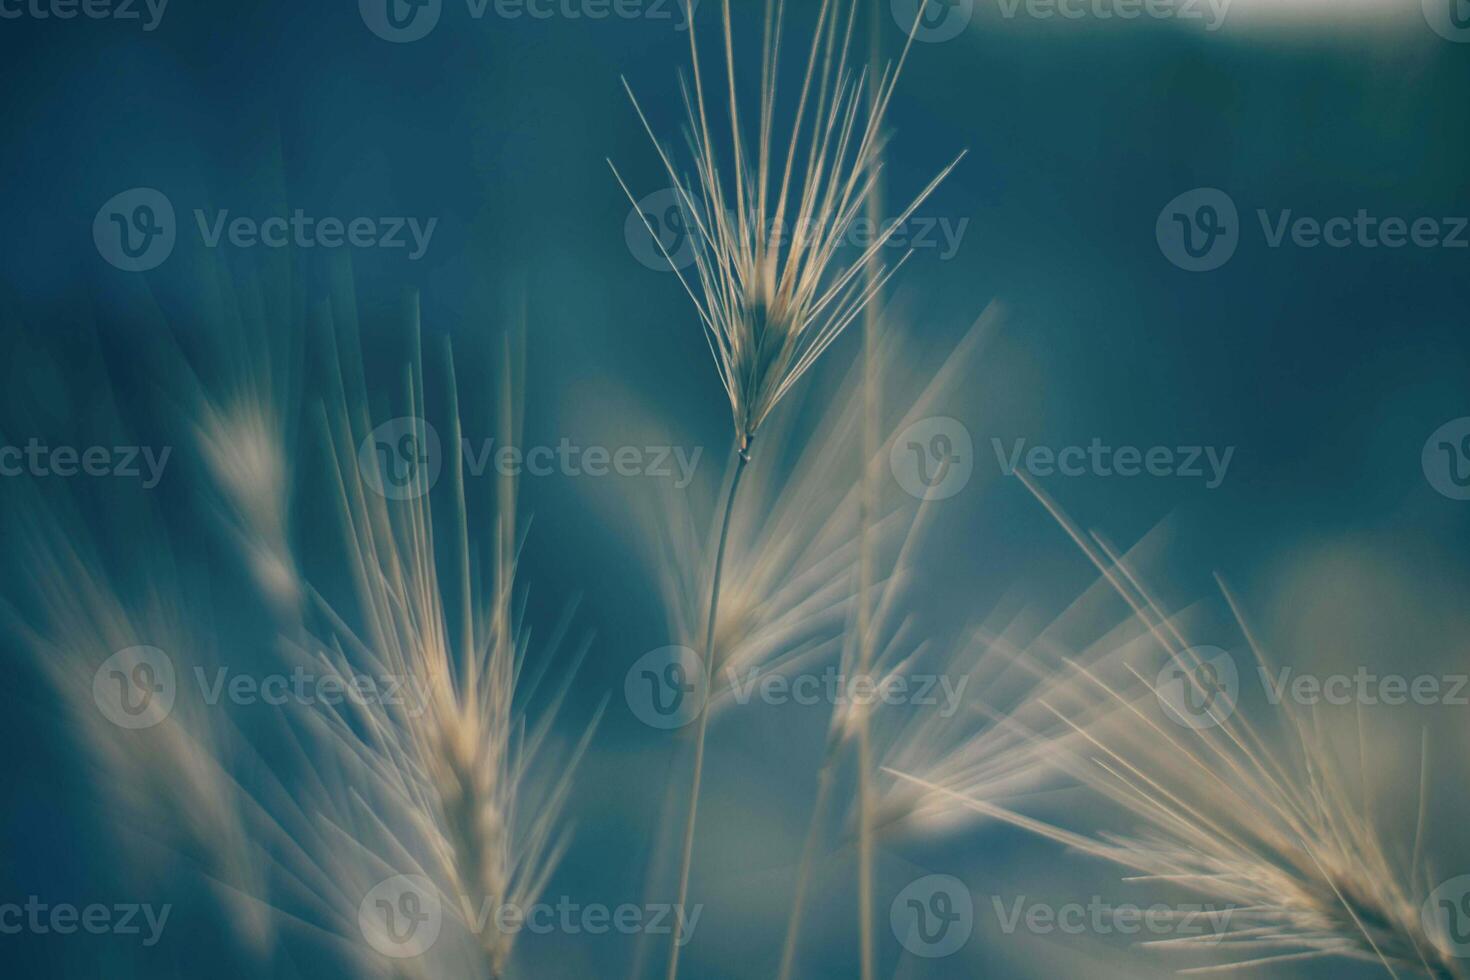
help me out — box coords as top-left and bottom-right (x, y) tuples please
(277, 303), (603, 979)
(611, 6), (962, 973)
(191, 384), (298, 620)
(611, 0), (963, 457)
(148, 251), (307, 624)
(2, 464), (273, 957)
(885, 477), (1467, 978)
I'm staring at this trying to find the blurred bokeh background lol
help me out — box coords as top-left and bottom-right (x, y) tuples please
(2, 0), (1469, 976)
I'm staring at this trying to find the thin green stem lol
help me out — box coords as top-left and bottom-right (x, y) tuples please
(667, 443), (750, 980)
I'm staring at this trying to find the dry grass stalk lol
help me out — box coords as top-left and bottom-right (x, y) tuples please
(3, 476), (273, 957)
(771, 311), (998, 979)
(886, 476), (1466, 978)
(612, 0), (962, 460)
(280, 309), (602, 979)
(612, 4), (962, 971)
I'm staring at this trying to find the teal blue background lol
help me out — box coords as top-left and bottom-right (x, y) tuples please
(2, 2), (1470, 977)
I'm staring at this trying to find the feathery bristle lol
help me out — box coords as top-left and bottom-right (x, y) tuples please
(276, 307), (603, 979)
(4, 477), (274, 957)
(612, 0), (964, 452)
(885, 479), (1466, 978)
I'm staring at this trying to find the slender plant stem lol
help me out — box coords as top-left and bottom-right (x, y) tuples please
(632, 749), (684, 980)
(667, 444), (750, 980)
(776, 761), (836, 980)
(856, 6), (884, 977)
(857, 704), (876, 979)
